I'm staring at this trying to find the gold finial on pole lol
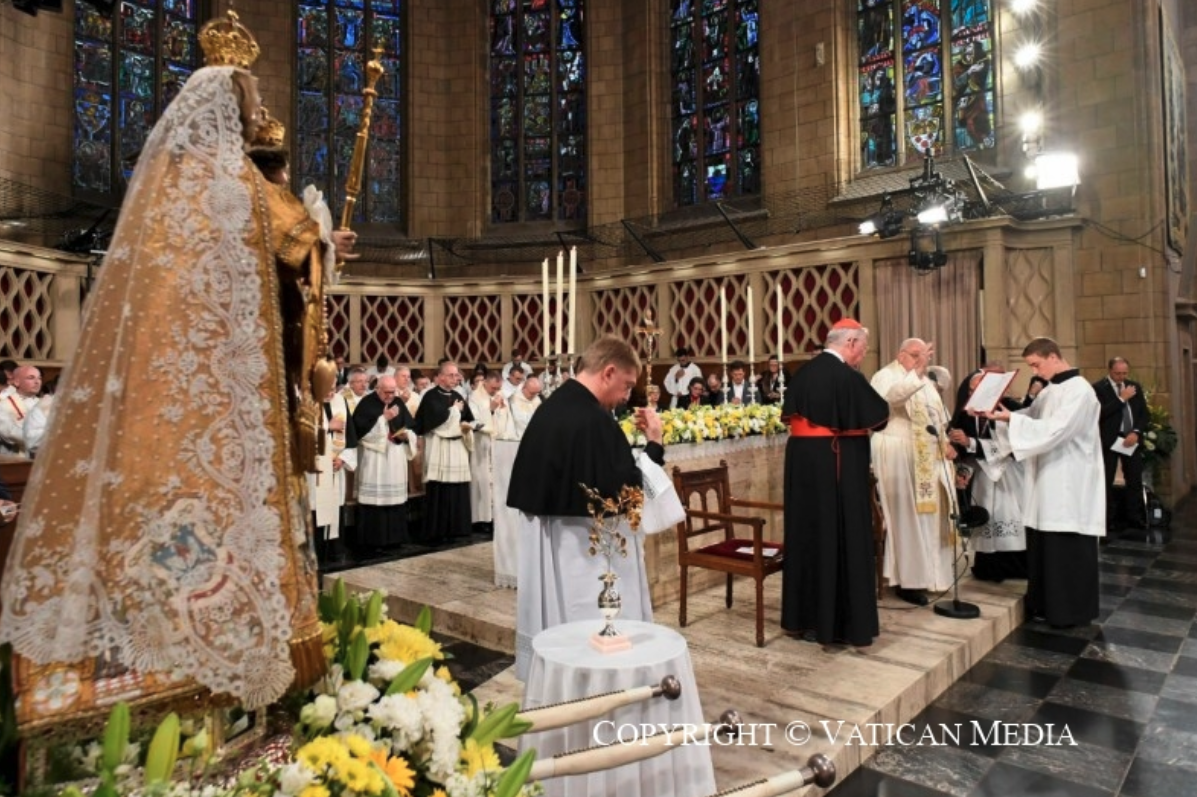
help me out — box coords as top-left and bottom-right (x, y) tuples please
(636, 310), (662, 393)
(339, 47), (386, 239)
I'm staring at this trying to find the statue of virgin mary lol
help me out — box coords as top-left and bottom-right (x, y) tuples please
(0, 12), (334, 730)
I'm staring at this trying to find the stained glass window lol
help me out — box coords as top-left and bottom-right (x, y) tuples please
(296, 1), (402, 225)
(73, 1), (201, 195)
(857, 0), (993, 169)
(669, 0), (759, 208)
(489, 0), (587, 224)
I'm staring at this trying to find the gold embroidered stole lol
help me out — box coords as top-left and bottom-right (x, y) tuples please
(909, 385), (939, 514)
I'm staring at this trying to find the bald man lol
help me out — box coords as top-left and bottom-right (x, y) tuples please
(870, 338), (956, 605)
(0, 365), (42, 457)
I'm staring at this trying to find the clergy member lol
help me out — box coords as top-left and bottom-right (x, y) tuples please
(341, 367), (370, 415)
(871, 338), (957, 605)
(780, 319), (889, 647)
(985, 337), (1104, 627)
(468, 370), (506, 535)
(309, 384), (353, 567)
(507, 336), (664, 680)
(0, 366), (42, 457)
(663, 347), (703, 409)
(347, 376), (415, 552)
(492, 376), (543, 589)
(413, 361), (475, 542)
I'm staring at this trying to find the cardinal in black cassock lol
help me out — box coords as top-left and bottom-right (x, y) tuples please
(413, 377), (476, 542)
(781, 319), (889, 647)
(348, 387), (416, 551)
(507, 361), (665, 680)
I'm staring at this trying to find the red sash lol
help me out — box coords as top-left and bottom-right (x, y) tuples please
(6, 396), (25, 422)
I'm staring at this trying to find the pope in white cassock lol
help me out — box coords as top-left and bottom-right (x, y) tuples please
(985, 337), (1104, 627)
(870, 338), (956, 604)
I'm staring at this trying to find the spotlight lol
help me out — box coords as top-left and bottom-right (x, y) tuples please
(916, 195), (960, 226)
(908, 226), (948, 273)
(1014, 43), (1042, 69)
(858, 219), (878, 236)
(1034, 152), (1080, 191)
(1019, 110), (1043, 137)
(1011, 0), (1038, 14)
(859, 193), (906, 239)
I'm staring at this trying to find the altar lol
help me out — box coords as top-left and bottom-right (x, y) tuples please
(643, 434), (785, 605)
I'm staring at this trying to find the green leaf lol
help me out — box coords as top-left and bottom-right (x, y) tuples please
(317, 592), (338, 623)
(143, 712), (181, 785)
(332, 578), (347, 614)
(493, 748), (536, 797)
(414, 605), (433, 635)
(367, 760), (399, 797)
(469, 703), (520, 747)
(346, 629), (370, 682)
(460, 692), (480, 738)
(384, 657), (433, 695)
(100, 702), (130, 773)
(93, 783), (119, 797)
(506, 717), (534, 738)
(364, 591), (384, 628)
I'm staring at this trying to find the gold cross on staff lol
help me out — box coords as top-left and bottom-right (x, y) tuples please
(636, 310), (662, 390)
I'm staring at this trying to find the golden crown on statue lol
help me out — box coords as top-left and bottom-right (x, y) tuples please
(199, 10), (261, 70)
(253, 108), (287, 148)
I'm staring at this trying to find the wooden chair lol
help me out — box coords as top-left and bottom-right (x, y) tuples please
(671, 460), (785, 647)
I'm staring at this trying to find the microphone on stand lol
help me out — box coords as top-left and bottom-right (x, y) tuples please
(925, 424), (987, 620)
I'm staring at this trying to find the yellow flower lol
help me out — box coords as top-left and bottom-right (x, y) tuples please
(369, 748), (416, 796)
(297, 737), (349, 773)
(430, 790), (448, 797)
(436, 665), (461, 696)
(338, 757), (372, 793)
(377, 624), (443, 665)
(460, 738), (501, 777)
(300, 786), (330, 797)
(345, 733), (374, 759)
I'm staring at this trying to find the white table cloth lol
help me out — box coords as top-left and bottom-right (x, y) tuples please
(519, 620), (716, 797)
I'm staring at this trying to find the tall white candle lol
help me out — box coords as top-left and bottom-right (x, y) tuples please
(720, 286), (728, 364)
(568, 246), (578, 354)
(747, 285), (755, 363)
(542, 258), (551, 361)
(776, 283), (783, 358)
(555, 250), (564, 357)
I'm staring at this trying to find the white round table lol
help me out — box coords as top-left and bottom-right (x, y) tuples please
(518, 620), (717, 797)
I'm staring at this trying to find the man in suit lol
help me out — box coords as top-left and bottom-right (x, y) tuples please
(1093, 357), (1150, 530)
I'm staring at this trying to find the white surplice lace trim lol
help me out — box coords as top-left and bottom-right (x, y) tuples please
(0, 68), (296, 709)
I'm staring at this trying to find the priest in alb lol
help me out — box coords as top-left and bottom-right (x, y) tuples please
(348, 375), (417, 551)
(780, 319), (890, 647)
(985, 337), (1104, 627)
(413, 361), (475, 542)
(507, 336), (664, 680)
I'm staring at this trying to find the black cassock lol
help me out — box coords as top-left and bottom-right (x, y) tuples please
(781, 352), (889, 646)
(413, 386), (474, 541)
(508, 379), (664, 516)
(347, 392), (414, 550)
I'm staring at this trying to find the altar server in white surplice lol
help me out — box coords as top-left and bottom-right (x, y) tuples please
(350, 375), (417, 551)
(308, 386), (355, 565)
(491, 376), (543, 589)
(468, 370), (506, 533)
(507, 337), (667, 681)
(870, 338), (956, 605)
(985, 337), (1104, 628)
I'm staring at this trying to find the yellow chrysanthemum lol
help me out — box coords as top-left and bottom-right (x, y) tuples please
(298, 737), (348, 773)
(460, 738), (501, 777)
(378, 624), (443, 664)
(369, 748), (416, 796)
(344, 733), (374, 759)
(300, 786), (330, 797)
(338, 757), (372, 793)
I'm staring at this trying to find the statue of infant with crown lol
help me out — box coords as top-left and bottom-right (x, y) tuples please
(0, 11), (347, 732)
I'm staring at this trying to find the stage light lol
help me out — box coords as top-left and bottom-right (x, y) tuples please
(916, 194), (960, 226)
(917, 204), (949, 225)
(859, 194), (906, 239)
(1034, 152), (1080, 191)
(1014, 43), (1042, 69)
(1011, 0), (1038, 14)
(1019, 110), (1043, 137)
(908, 226), (948, 273)
(858, 219), (878, 236)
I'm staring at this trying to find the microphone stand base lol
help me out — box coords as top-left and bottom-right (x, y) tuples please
(934, 599), (981, 620)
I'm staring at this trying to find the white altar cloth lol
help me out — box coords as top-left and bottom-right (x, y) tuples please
(519, 620), (716, 797)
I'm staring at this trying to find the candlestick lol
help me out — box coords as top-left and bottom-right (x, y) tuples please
(568, 246), (577, 354)
(542, 258), (551, 362)
(719, 287), (728, 365)
(747, 285), (755, 364)
(776, 283), (783, 360)
(555, 250), (564, 357)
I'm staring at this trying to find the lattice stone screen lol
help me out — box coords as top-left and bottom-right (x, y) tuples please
(591, 285), (656, 344)
(327, 294), (351, 360)
(444, 295), (502, 364)
(765, 263), (858, 356)
(670, 274), (749, 359)
(0, 266), (54, 359)
(361, 294), (424, 365)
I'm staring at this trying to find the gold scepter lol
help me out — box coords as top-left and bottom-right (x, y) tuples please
(339, 47), (386, 253)
(310, 49), (386, 423)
